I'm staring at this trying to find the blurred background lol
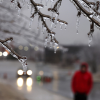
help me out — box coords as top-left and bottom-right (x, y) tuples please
(0, 0), (100, 100)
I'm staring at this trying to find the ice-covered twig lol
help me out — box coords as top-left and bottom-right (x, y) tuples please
(11, 0), (68, 44)
(30, 0), (67, 44)
(0, 37), (26, 60)
(72, 0), (100, 27)
(0, 37), (27, 72)
(48, 0), (62, 15)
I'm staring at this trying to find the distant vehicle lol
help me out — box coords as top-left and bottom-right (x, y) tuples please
(36, 71), (53, 83)
(17, 67), (32, 77)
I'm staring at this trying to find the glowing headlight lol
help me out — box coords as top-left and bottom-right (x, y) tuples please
(27, 70), (32, 75)
(0, 52), (2, 56)
(3, 51), (8, 57)
(17, 70), (23, 75)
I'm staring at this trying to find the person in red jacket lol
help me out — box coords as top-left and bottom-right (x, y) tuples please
(71, 62), (93, 100)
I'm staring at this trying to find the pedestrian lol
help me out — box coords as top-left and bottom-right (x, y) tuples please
(71, 62), (93, 100)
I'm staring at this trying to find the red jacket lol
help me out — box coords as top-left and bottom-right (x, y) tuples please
(71, 63), (93, 95)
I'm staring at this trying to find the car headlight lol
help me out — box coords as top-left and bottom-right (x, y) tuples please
(27, 70), (32, 75)
(17, 70), (23, 75)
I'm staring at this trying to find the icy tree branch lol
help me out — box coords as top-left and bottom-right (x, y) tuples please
(30, 0), (68, 44)
(0, 37), (26, 60)
(9, 0), (100, 48)
(48, 0), (62, 15)
(0, 37), (27, 72)
(72, 0), (100, 27)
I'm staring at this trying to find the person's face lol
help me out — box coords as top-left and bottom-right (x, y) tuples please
(81, 66), (87, 72)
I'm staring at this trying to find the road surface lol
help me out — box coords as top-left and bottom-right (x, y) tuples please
(0, 60), (70, 100)
(0, 60), (100, 100)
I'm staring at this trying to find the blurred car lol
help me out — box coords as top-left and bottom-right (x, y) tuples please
(17, 67), (32, 77)
(36, 71), (53, 83)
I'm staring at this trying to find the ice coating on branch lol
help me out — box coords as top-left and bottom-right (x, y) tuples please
(43, 17), (49, 24)
(56, 0), (62, 12)
(42, 25), (46, 34)
(44, 38), (48, 47)
(9, 0), (66, 53)
(0, 40), (27, 72)
(50, 12), (54, 21)
(1, 44), (11, 53)
(31, 5), (34, 15)
(60, 22), (64, 30)
(51, 34), (54, 40)
(22, 0), (25, 6)
(51, 22), (54, 31)
(29, 18), (33, 29)
(88, 32), (93, 47)
(17, 8), (21, 16)
(10, 2), (14, 9)
(76, 16), (80, 34)
(27, 0), (31, 9)
(37, 6), (43, 11)
(50, 0), (54, 8)
(97, 15), (100, 22)
(47, 35), (51, 42)
(54, 13), (59, 29)
(18, 58), (27, 72)
(45, 0), (49, 6)
(54, 42), (58, 53)
(64, 24), (67, 30)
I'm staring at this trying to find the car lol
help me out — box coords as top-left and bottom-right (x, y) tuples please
(36, 71), (53, 83)
(17, 67), (32, 77)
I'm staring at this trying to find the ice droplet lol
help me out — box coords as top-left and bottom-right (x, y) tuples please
(18, 58), (27, 72)
(76, 16), (80, 34)
(51, 22), (54, 32)
(88, 33), (93, 47)
(50, 0), (54, 8)
(64, 24), (67, 30)
(17, 9), (21, 17)
(44, 38), (48, 48)
(51, 34), (54, 40)
(45, 0), (49, 6)
(60, 22), (64, 30)
(54, 13), (59, 29)
(51, 12), (54, 21)
(29, 18), (33, 29)
(54, 43), (58, 53)
(97, 15), (100, 21)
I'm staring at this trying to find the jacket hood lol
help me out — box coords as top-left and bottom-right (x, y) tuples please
(81, 62), (88, 71)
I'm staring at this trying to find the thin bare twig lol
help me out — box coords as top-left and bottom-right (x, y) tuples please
(0, 37), (26, 60)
